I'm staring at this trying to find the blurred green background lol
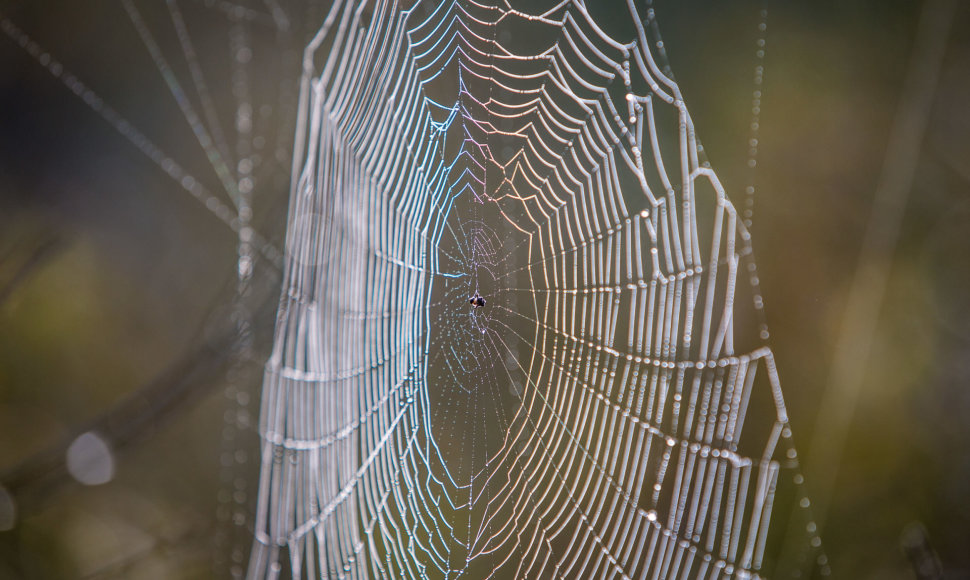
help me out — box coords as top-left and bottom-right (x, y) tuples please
(0, 1), (968, 578)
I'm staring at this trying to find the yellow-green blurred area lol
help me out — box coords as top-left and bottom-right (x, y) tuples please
(0, 0), (968, 578)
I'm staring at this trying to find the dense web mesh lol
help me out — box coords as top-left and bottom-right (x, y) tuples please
(249, 1), (820, 579)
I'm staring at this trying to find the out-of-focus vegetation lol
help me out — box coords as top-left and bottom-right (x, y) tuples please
(0, 1), (968, 578)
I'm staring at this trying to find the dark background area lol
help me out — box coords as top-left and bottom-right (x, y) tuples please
(0, 1), (968, 578)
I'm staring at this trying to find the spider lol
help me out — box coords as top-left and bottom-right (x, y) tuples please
(469, 292), (486, 308)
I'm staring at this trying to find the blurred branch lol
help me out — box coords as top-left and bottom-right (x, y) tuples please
(0, 263), (280, 520)
(0, 232), (66, 307)
(0, 323), (237, 513)
(779, 0), (957, 574)
(803, 0), (956, 529)
(901, 523), (945, 580)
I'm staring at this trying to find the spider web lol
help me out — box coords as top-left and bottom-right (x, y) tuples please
(249, 0), (824, 578)
(0, 0), (826, 577)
